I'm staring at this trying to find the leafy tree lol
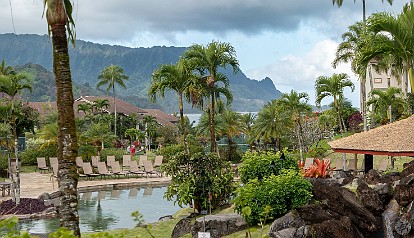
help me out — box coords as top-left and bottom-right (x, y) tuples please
(315, 73), (355, 133)
(142, 115), (158, 151)
(240, 112), (257, 150)
(367, 87), (405, 124)
(43, 0), (80, 234)
(279, 90), (312, 161)
(81, 123), (116, 158)
(183, 41), (239, 153)
(97, 65), (129, 136)
(0, 60), (15, 76)
(149, 59), (195, 156)
(124, 128), (144, 146)
(217, 109), (241, 161)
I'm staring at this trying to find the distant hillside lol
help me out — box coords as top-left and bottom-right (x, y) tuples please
(0, 33), (282, 113)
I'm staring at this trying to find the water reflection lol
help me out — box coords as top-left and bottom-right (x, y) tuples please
(19, 186), (180, 234)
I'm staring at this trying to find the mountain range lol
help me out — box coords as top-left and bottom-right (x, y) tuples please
(0, 33), (281, 113)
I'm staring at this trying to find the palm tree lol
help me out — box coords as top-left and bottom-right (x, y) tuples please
(367, 87), (405, 124)
(81, 123), (116, 152)
(183, 41), (239, 153)
(97, 65), (129, 137)
(0, 60), (15, 76)
(332, 0), (393, 131)
(93, 98), (110, 114)
(77, 103), (92, 119)
(253, 100), (291, 151)
(217, 109), (241, 161)
(142, 115), (158, 151)
(0, 73), (31, 204)
(43, 0), (79, 234)
(149, 59), (194, 156)
(279, 90), (312, 161)
(240, 112), (256, 150)
(315, 73), (355, 133)
(124, 128), (144, 146)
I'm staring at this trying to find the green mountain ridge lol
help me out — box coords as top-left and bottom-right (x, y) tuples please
(0, 33), (281, 113)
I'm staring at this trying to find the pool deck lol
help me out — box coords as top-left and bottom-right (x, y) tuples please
(0, 172), (171, 201)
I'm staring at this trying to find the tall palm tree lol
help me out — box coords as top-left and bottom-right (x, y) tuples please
(43, 0), (80, 234)
(367, 87), (405, 124)
(240, 112), (256, 150)
(332, 0), (393, 131)
(149, 59), (194, 156)
(142, 115), (158, 151)
(315, 73), (355, 133)
(0, 60), (15, 76)
(279, 90), (312, 161)
(97, 65), (128, 136)
(77, 103), (92, 118)
(183, 41), (239, 153)
(0, 73), (31, 204)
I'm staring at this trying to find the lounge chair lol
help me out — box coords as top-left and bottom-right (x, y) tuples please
(36, 157), (49, 173)
(81, 192), (92, 201)
(111, 161), (129, 178)
(128, 160), (145, 177)
(82, 162), (99, 180)
(154, 156), (163, 168)
(138, 155), (147, 168)
(122, 155), (131, 169)
(128, 188), (139, 198)
(348, 159), (364, 174)
(76, 157), (83, 168)
(107, 156), (116, 169)
(143, 187), (153, 196)
(49, 157), (58, 167)
(91, 156), (100, 168)
(304, 158), (314, 169)
(333, 159), (344, 172)
(378, 160), (389, 173)
(50, 163), (58, 181)
(97, 162), (113, 179)
(110, 189), (121, 199)
(143, 160), (161, 178)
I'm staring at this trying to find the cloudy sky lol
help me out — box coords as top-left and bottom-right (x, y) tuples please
(0, 0), (409, 106)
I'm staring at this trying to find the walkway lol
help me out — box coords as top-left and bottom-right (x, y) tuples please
(0, 172), (171, 201)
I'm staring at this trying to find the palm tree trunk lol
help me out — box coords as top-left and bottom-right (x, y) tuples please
(48, 3), (80, 234)
(295, 120), (304, 162)
(369, 65), (375, 128)
(113, 84), (117, 137)
(11, 99), (20, 204)
(210, 86), (217, 153)
(179, 93), (190, 157)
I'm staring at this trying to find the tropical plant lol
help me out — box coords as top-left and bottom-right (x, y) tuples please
(0, 60), (15, 76)
(239, 112), (256, 150)
(124, 128), (144, 146)
(234, 170), (312, 225)
(81, 123), (116, 153)
(183, 41), (239, 153)
(367, 87), (406, 124)
(300, 158), (334, 178)
(142, 115), (158, 151)
(149, 59), (195, 156)
(217, 109), (241, 161)
(279, 90), (312, 161)
(163, 151), (234, 212)
(238, 150), (298, 184)
(97, 65), (129, 136)
(315, 73), (355, 133)
(43, 0), (80, 234)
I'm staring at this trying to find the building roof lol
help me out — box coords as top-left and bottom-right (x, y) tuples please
(145, 109), (179, 127)
(75, 96), (147, 115)
(328, 116), (414, 156)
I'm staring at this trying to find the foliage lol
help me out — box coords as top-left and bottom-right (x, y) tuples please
(163, 151), (234, 212)
(300, 158), (334, 178)
(238, 150), (298, 184)
(305, 139), (331, 159)
(131, 210), (154, 238)
(19, 140), (57, 166)
(234, 170), (312, 225)
(156, 125), (179, 145)
(347, 111), (363, 132)
(99, 148), (127, 162)
(159, 144), (203, 160)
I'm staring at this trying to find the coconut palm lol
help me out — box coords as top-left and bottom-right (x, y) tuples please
(0, 60), (15, 76)
(183, 41), (239, 153)
(367, 87), (405, 124)
(81, 123), (116, 152)
(315, 73), (355, 133)
(0, 73), (31, 204)
(43, 0), (79, 234)
(77, 103), (92, 117)
(279, 90), (312, 161)
(124, 128), (144, 146)
(149, 59), (195, 156)
(240, 112), (257, 150)
(97, 65), (128, 137)
(217, 109), (241, 161)
(93, 98), (110, 114)
(332, 0), (393, 24)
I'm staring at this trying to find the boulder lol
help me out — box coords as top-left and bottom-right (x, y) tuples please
(296, 204), (341, 224)
(159, 215), (173, 222)
(382, 199), (400, 238)
(191, 213), (247, 238)
(357, 180), (384, 215)
(394, 184), (414, 207)
(171, 218), (192, 238)
(401, 160), (414, 178)
(311, 216), (364, 238)
(364, 170), (382, 185)
(270, 226), (311, 238)
(268, 211), (305, 237)
(312, 181), (379, 234)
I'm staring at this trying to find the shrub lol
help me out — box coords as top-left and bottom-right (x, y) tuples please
(19, 144), (58, 166)
(238, 150), (298, 184)
(163, 151), (234, 212)
(159, 143), (203, 160)
(234, 169), (312, 225)
(99, 148), (126, 161)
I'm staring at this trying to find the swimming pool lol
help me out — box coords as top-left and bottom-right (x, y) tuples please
(19, 186), (182, 233)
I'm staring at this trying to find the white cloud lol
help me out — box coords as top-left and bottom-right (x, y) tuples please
(246, 39), (360, 107)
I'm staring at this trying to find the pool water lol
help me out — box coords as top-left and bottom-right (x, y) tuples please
(19, 186), (182, 233)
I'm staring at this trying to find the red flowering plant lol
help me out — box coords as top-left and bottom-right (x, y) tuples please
(299, 158), (334, 178)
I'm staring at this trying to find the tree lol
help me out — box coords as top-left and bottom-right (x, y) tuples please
(43, 0), (80, 235)
(81, 123), (116, 153)
(142, 115), (158, 151)
(0, 73), (32, 204)
(332, 0), (393, 131)
(0, 60), (15, 76)
(279, 90), (312, 161)
(77, 103), (93, 121)
(240, 112), (256, 150)
(149, 59), (194, 156)
(183, 41), (239, 153)
(97, 65), (128, 137)
(315, 73), (355, 133)
(92, 98), (110, 114)
(217, 109), (241, 161)
(124, 128), (144, 146)
(367, 87), (405, 124)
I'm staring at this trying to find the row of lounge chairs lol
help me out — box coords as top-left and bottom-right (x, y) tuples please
(303, 157), (390, 174)
(37, 155), (164, 180)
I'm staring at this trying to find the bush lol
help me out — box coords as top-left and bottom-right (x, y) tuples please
(238, 150), (298, 184)
(19, 144), (58, 166)
(234, 169), (312, 225)
(99, 148), (126, 162)
(160, 143), (203, 160)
